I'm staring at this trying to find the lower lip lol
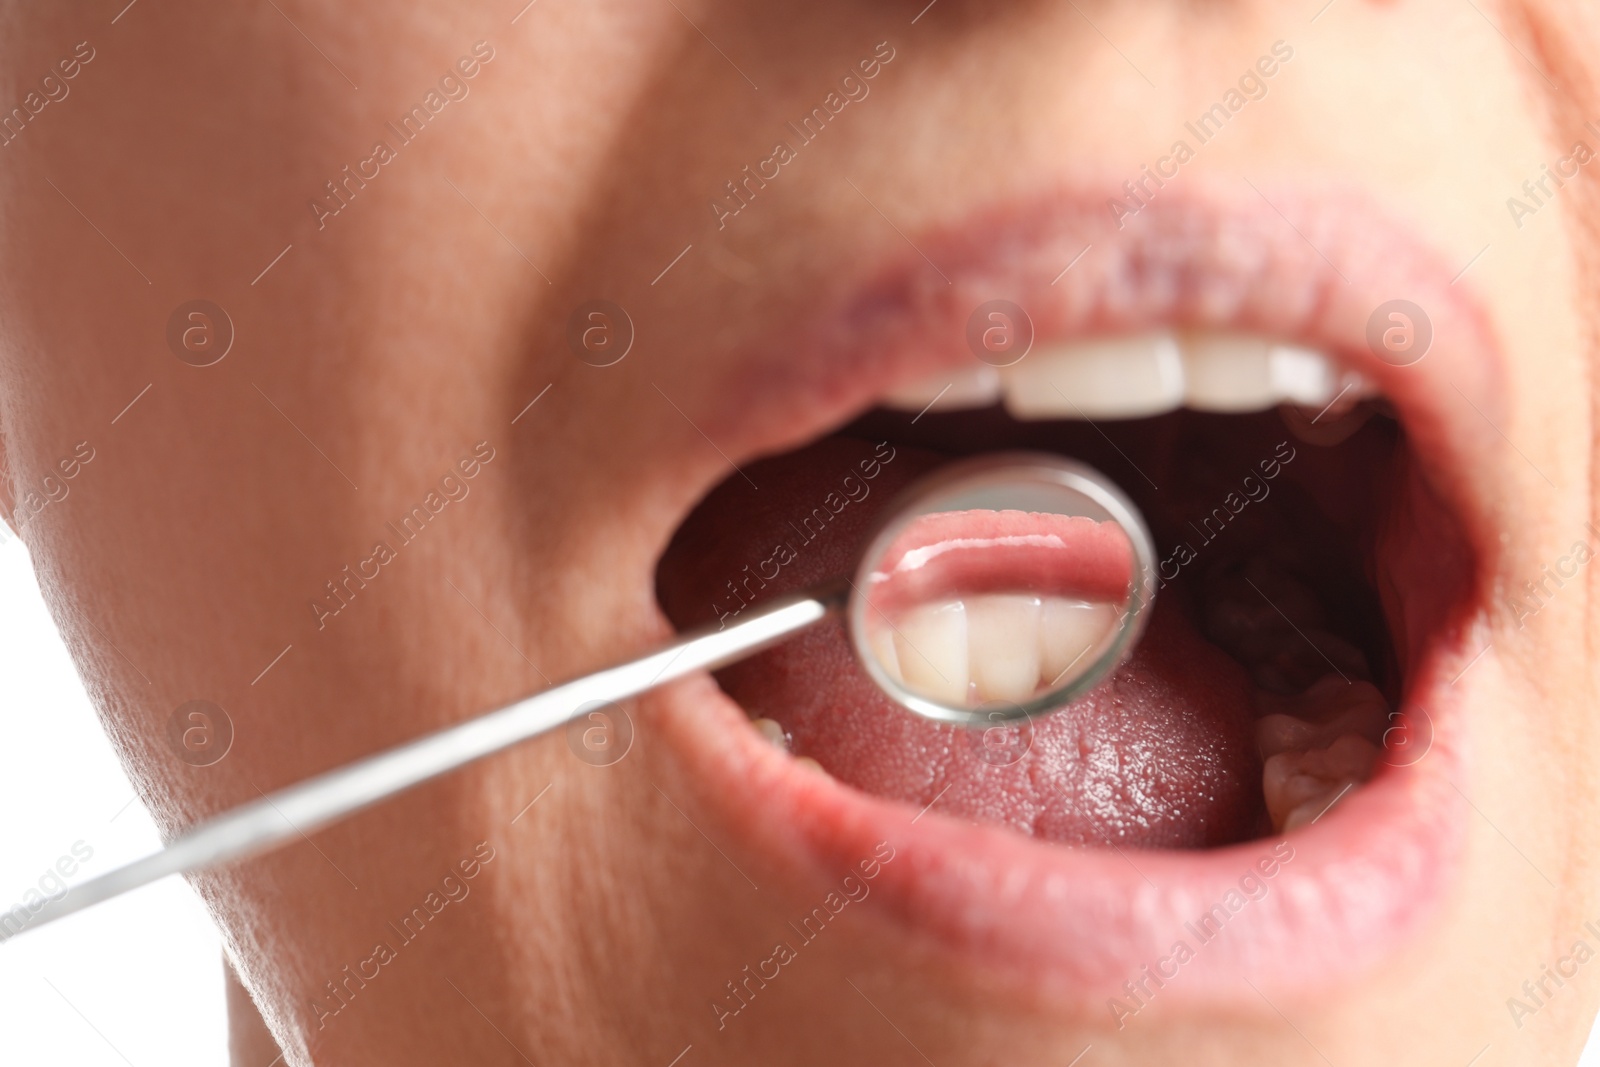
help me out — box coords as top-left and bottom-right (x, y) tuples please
(654, 624), (1467, 1007)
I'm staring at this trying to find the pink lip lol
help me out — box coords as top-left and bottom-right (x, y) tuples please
(867, 510), (1132, 614)
(651, 181), (1498, 1005)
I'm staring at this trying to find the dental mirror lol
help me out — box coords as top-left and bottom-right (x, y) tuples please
(7, 452), (1155, 940)
(851, 453), (1155, 726)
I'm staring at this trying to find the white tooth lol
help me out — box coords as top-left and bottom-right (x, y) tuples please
(894, 600), (969, 705)
(1267, 344), (1339, 406)
(1340, 368), (1380, 403)
(882, 364), (1003, 412)
(964, 594), (1042, 702)
(1039, 598), (1118, 686)
(1262, 733), (1377, 833)
(752, 717), (789, 750)
(1255, 677), (1389, 758)
(1003, 332), (1185, 420)
(1181, 334), (1277, 413)
(1282, 778), (1362, 832)
(1281, 366), (1382, 446)
(1256, 703), (1388, 762)
(868, 623), (904, 684)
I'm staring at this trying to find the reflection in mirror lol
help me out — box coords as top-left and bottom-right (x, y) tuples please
(849, 455), (1155, 725)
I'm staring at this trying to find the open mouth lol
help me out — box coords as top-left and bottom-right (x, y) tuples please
(643, 187), (1496, 1007)
(660, 350), (1415, 845)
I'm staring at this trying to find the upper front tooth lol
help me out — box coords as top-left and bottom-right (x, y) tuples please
(883, 334), (1371, 421)
(1184, 336), (1369, 414)
(1003, 332), (1185, 420)
(1182, 334), (1276, 412)
(1268, 344), (1339, 406)
(882, 364), (1003, 413)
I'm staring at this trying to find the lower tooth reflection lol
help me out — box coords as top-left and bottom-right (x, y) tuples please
(848, 454), (1156, 723)
(1041, 599), (1117, 684)
(867, 626), (902, 688)
(877, 595), (1119, 707)
(966, 595), (1042, 701)
(894, 601), (970, 705)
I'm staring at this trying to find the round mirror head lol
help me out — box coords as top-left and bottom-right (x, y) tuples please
(848, 453), (1157, 727)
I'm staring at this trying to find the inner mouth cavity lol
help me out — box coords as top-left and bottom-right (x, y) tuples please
(656, 331), (1461, 850)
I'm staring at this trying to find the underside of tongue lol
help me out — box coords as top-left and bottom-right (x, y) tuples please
(657, 437), (1267, 848)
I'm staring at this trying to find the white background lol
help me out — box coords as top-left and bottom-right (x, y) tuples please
(0, 533), (227, 1065)
(0, 532), (1597, 1065)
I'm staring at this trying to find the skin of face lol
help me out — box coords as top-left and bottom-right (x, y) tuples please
(1, 0), (1598, 1063)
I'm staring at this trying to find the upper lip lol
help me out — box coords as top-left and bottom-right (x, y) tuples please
(649, 180), (1499, 1005)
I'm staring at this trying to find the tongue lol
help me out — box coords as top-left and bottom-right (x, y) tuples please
(657, 437), (1265, 848)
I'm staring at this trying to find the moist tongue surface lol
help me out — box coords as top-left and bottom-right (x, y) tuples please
(657, 437), (1266, 848)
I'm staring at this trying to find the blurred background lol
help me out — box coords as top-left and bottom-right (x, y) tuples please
(0, 527), (1597, 1065)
